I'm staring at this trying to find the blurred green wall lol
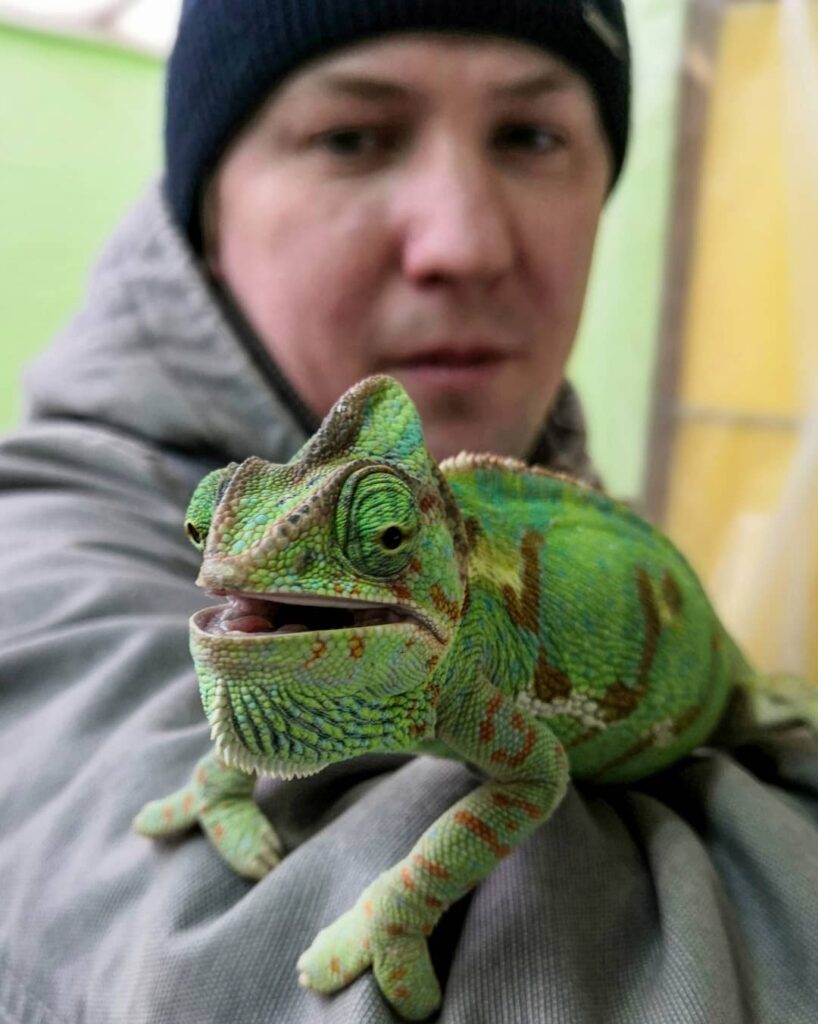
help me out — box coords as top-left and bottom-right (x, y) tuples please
(0, 24), (163, 428)
(0, 3), (685, 501)
(571, 0), (687, 499)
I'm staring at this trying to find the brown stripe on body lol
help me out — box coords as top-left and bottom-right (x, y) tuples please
(635, 567), (662, 689)
(503, 530), (543, 633)
(532, 646), (573, 702)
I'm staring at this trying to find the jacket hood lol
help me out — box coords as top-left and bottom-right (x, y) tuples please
(23, 181), (311, 465)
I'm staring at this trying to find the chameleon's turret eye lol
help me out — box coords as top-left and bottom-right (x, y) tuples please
(183, 463), (239, 554)
(185, 520), (205, 551)
(336, 471), (419, 578)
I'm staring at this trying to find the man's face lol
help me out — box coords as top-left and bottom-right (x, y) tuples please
(206, 34), (611, 461)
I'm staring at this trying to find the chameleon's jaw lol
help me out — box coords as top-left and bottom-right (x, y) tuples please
(193, 589), (443, 642)
(189, 591), (446, 778)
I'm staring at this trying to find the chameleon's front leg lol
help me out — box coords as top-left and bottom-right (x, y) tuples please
(297, 682), (569, 1021)
(134, 748), (283, 879)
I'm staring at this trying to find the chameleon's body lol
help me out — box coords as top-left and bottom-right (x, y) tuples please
(135, 376), (816, 1021)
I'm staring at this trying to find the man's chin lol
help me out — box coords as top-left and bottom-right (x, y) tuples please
(421, 412), (537, 464)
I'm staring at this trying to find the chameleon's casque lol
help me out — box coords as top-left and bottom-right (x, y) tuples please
(135, 375), (817, 1022)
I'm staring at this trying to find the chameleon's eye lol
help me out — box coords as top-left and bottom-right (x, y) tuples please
(381, 526), (404, 550)
(183, 463), (238, 554)
(336, 472), (419, 578)
(185, 520), (205, 550)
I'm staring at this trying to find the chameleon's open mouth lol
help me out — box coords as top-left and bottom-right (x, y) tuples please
(194, 590), (435, 639)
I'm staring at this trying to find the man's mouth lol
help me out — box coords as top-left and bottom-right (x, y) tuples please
(386, 344), (512, 388)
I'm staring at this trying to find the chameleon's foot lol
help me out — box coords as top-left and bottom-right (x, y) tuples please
(133, 750), (283, 880)
(297, 901), (442, 1022)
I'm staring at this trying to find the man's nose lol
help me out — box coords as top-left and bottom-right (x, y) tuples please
(397, 140), (517, 288)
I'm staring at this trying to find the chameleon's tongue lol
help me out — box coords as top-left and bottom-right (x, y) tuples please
(227, 614), (280, 634)
(215, 597), (280, 635)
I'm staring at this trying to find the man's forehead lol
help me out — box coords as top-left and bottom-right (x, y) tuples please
(277, 34), (591, 103)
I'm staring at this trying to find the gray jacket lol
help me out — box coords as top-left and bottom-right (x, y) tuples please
(0, 184), (816, 1024)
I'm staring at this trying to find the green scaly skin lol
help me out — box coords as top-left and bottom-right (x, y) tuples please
(134, 375), (818, 1021)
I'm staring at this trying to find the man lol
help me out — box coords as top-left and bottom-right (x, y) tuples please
(0, 2), (815, 1022)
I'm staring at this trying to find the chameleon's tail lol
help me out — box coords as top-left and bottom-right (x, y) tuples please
(738, 670), (818, 731)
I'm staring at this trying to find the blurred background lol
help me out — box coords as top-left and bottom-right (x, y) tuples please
(1, 0), (816, 677)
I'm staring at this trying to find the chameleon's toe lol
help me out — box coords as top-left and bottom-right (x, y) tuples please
(297, 906), (441, 1021)
(133, 786), (198, 837)
(200, 798), (283, 880)
(296, 907), (373, 995)
(372, 933), (442, 1021)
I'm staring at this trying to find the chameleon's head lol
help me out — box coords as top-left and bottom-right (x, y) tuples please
(186, 376), (469, 778)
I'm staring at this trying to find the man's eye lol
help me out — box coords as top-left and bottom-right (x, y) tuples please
(493, 124), (563, 154)
(317, 127), (398, 158)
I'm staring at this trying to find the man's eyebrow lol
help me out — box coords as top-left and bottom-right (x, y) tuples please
(308, 70), (579, 102)
(491, 71), (580, 99)
(309, 73), (417, 101)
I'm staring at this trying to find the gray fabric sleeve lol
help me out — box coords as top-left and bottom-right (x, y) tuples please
(1, 422), (817, 1024)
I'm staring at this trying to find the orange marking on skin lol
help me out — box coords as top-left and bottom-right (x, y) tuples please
(362, 937), (371, 950)
(394, 987), (412, 1001)
(426, 655), (440, 675)
(491, 792), (546, 820)
(182, 792), (194, 815)
(425, 896), (444, 909)
(196, 767), (207, 784)
(304, 639), (327, 669)
(212, 824), (225, 844)
(413, 855), (451, 880)
(363, 900), (374, 918)
(349, 636), (366, 660)
(401, 867), (416, 891)
(491, 722), (537, 768)
(386, 925), (409, 938)
(390, 581), (413, 603)
(453, 810), (511, 858)
(330, 958), (342, 975)
(479, 693), (504, 744)
(162, 805), (174, 824)
(389, 967), (409, 982)
(409, 558), (423, 574)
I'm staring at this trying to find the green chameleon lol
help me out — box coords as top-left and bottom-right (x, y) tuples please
(135, 374), (816, 1021)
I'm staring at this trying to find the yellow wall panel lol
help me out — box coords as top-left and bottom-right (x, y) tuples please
(665, 1), (818, 678)
(666, 423), (797, 575)
(680, 4), (797, 416)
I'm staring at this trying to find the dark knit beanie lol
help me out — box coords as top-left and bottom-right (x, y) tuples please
(165, 0), (630, 248)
